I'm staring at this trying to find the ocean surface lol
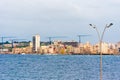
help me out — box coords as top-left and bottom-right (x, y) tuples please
(0, 54), (120, 80)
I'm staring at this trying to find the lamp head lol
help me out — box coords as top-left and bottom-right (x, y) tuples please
(89, 24), (92, 26)
(109, 23), (113, 26)
(89, 24), (96, 29)
(107, 23), (113, 28)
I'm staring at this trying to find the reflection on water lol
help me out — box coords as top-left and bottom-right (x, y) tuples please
(0, 54), (120, 80)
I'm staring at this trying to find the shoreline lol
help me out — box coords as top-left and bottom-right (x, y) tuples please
(0, 52), (119, 55)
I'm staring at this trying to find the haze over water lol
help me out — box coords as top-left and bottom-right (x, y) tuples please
(0, 54), (120, 80)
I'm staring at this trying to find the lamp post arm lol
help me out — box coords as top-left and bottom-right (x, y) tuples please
(95, 27), (101, 42)
(99, 25), (108, 80)
(101, 25), (107, 42)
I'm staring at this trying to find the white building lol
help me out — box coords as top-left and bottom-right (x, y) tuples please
(32, 34), (40, 52)
(101, 42), (109, 54)
(116, 42), (120, 53)
(95, 42), (109, 54)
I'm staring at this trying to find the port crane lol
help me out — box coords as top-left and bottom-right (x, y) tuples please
(0, 36), (15, 50)
(77, 35), (90, 43)
(77, 35), (90, 54)
(47, 36), (67, 45)
(9, 39), (26, 48)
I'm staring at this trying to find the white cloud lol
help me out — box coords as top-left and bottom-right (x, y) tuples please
(0, 0), (120, 42)
(0, 0), (120, 20)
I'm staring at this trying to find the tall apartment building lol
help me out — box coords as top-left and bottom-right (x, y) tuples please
(32, 34), (40, 53)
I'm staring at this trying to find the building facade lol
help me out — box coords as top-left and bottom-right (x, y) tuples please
(32, 34), (40, 53)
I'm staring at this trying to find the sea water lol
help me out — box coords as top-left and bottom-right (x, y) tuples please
(0, 54), (120, 80)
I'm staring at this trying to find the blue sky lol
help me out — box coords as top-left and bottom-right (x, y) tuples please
(0, 0), (120, 43)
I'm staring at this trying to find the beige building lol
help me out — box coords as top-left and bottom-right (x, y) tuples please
(94, 42), (109, 54)
(93, 42), (118, 54)
(108, 43), (118, 54)
(83, 42), (92, 54)
(117, 42), (120, 53)
(12, 47), (32, 54)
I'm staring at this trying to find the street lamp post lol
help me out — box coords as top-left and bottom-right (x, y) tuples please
(89, 23), (113, 80)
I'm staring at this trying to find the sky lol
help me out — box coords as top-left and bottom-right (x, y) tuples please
(0, 0), (120, 44)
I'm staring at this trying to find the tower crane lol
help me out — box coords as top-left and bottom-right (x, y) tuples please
(9, 39), (26, 48)
(77, 35), (90, 44)
(47, 36), (67, 45)
(0, 36), (15, 51)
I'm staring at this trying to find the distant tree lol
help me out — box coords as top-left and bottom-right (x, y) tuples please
(5, 41), (10, 44)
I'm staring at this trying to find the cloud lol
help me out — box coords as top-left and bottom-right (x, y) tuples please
(0, 0), (120, 21)
(0, 0), (120, 43)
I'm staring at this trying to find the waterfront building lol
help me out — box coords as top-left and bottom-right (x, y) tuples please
(41, 46), (48, 53)
(91, 45), (99, 54)
(29, 41), (33, 48)
(83, 42), (92, 54)
(32, 34), (40, 53)
(78, 43), (84, 54)
(93, 42), (118, 54)
(101, 42), (109, 54)
(108, 43), (118, 54)
(73, 47), (80, 54)
(48, 46), (54, 54)
(95, 42), (109, 54)
(0, 49), (9, 53)
(116, 42), (120, 52)
(12, 47), (32, 54)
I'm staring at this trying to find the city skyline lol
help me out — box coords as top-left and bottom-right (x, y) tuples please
(0, 0), (120, 43)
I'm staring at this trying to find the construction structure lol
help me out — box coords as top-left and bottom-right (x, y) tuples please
(0, 36), (15, 53)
